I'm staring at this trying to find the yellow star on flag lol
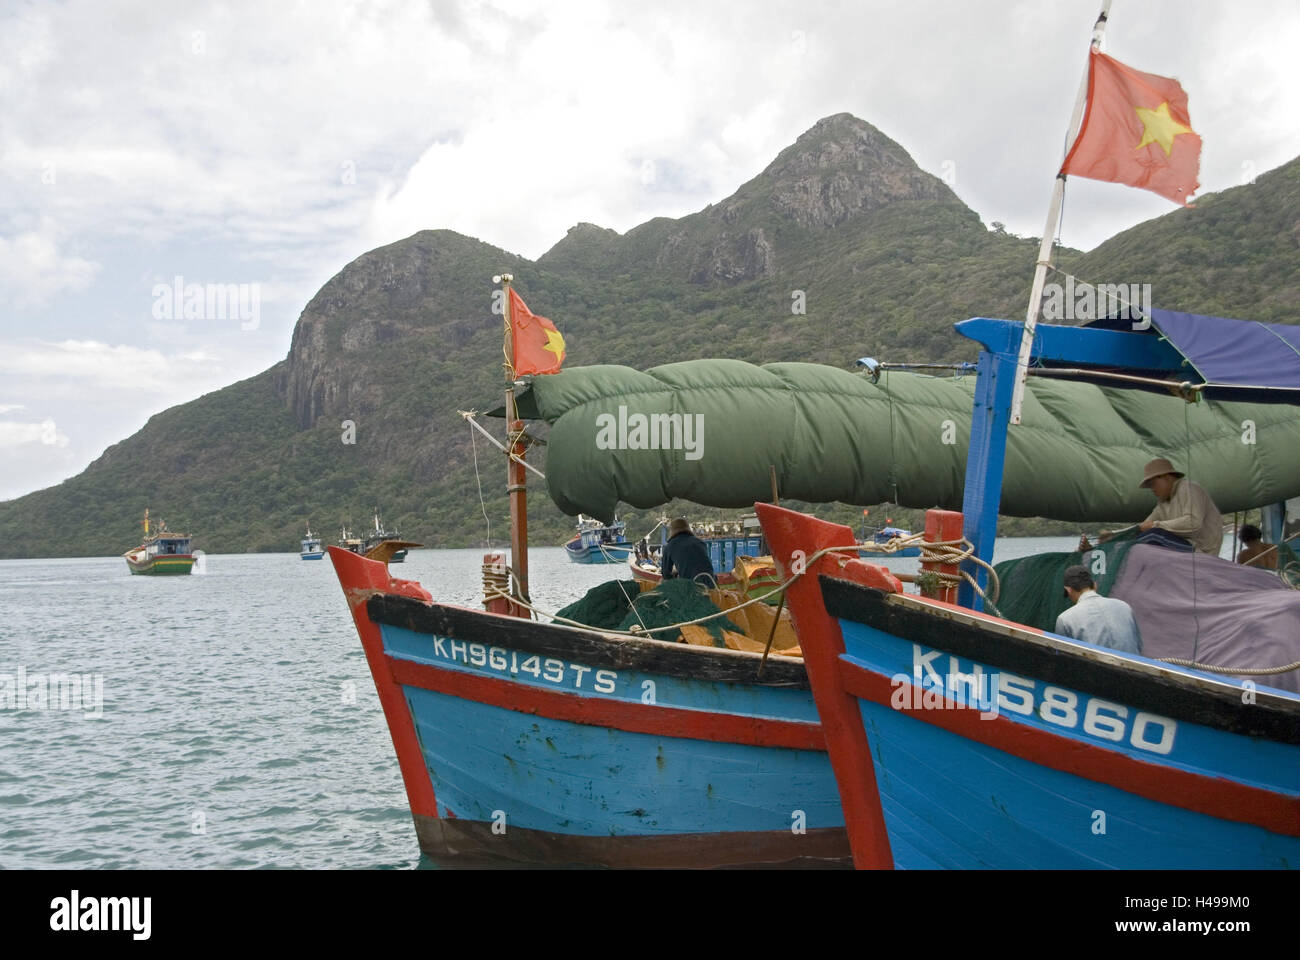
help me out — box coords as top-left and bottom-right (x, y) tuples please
(1134, 101), (1193, 157)
(544, 327), (566, 358)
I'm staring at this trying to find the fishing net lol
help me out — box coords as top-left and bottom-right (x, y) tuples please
(554, 580), (639, 630)
(616, 579), (729, 645)
(554, 578), (730, 644)
(993, 529), (1144, 633)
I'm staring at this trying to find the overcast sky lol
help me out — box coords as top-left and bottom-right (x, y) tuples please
(2, 0), (1297, 501)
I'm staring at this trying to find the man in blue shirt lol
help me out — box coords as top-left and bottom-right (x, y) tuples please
(1054, 565), (1142, 654)
(659, 518), (716, 588)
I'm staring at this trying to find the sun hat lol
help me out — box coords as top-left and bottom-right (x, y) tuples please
(1139, 457), (1183, 489)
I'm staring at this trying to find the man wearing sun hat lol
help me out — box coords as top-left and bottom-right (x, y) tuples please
(1137, 457), (1223, 556)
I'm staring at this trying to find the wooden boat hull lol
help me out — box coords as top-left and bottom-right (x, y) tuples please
(125, 553), (195, 575)
(759, 503), (1300, 869)
(329, 546), (849, 868)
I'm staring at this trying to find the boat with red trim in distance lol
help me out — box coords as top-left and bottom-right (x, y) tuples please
(123, 508), (197, 576)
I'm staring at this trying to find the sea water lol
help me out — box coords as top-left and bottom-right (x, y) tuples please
(0, 538), (1077, 869)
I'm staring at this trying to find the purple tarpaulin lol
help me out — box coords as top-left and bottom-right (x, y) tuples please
(1110, 544), (1300, 695)
(1151, 309), (1300, 394)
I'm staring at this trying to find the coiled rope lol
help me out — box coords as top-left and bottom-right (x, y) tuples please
(868, 532), (1003, 612)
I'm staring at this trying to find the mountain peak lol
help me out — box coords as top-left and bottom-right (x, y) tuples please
(734, 113), (957, 229)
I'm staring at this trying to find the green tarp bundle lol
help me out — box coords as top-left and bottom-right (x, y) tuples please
(504, 360), (1300, 523)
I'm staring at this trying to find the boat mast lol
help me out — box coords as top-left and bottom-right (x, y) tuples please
(498, 273), (530, 613)
(1009, 0), (1112, 425)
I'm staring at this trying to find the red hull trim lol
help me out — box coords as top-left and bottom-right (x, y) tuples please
(329, 547), (439, 820)
(839, 661), (1300, 838)
(385, 656), (825, 750)
(757, 503), (899, 869)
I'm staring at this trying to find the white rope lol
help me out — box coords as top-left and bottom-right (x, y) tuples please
(468, 419), (492, 551)
(1157, 657), (1300, 676)
(867, 532), (1002, 606)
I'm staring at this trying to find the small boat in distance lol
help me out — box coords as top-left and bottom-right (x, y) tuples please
(563, 515), (632, 564)
(363, 510), (414, 563)
(300, 524), (324, 560)
(123, 508), (196, 575)
(338, 524), (365, 555)
(338, 514), (421, 564)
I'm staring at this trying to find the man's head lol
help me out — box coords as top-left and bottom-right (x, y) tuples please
(1063, 565), (1095, 604)
(1139, 457), (1184, 501)
(668, 517), (692, 538)
(1241, 524), (1262, 545)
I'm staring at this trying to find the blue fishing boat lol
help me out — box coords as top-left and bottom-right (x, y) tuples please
(329, 544), (846, 867)
(562, 515), (632, 564)
(758, 307), (1300, 869)
(300, 524), (324, 560)
(334, 257), (1300, 868)
(328, 276), (848, 868)
(752, 7), (1300, 870)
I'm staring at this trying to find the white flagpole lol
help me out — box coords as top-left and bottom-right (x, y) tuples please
(1009, 0), (1112, 425)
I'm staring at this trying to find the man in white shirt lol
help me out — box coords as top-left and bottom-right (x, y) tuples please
(1054, 566), (1142, 654)
(1137, 457), (1223, 556)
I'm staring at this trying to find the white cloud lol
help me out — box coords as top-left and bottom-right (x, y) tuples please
(0, 339), (224, 391)
(0, 417), (69, 449)
(0, 221), (100, 308)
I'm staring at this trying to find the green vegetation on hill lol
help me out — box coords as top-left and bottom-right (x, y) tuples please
(1, 114), (1295, 558)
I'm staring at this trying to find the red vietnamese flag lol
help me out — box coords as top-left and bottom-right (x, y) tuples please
(1061, 50), (1201, 205)
(509, 288), (566, 376)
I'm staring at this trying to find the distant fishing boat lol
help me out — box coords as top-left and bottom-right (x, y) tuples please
(363, 510), (416, 563)
(123, 508), (196, 575)
(563, 515), (632, 564)
(339, 514), (421, 564)
(338, 524), (365, 555)
(300, 524), (324, 560)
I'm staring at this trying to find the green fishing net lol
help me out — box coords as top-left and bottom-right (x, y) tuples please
(554, 578), (728, 644)
(993, 529), (1142, 633)
(554, 580), (640, 630)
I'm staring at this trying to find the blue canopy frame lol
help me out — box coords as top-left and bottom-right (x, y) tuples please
(955, 314), (1240, 610)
